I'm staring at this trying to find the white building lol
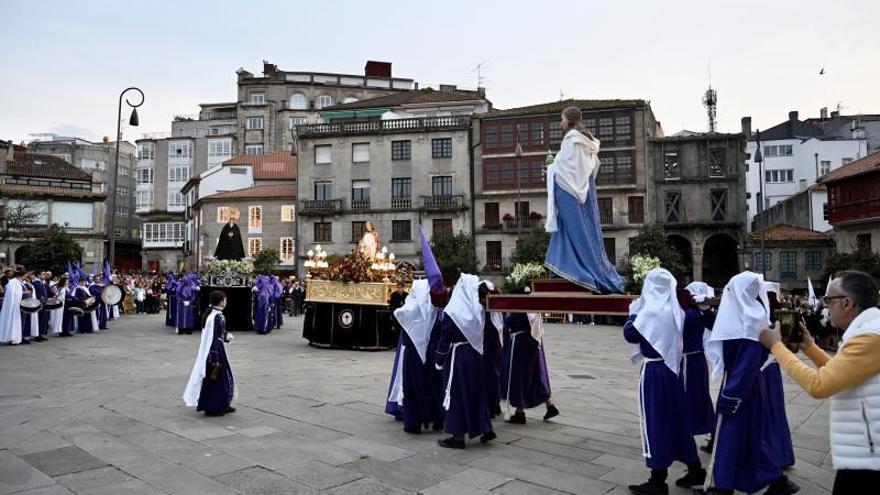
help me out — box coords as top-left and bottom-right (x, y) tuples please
(744, 111), (865, 231)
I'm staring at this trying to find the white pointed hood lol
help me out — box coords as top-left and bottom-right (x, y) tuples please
(393, 280), (437, 364)
(445, 274), (485, 355)
(628, 268), (684, 375)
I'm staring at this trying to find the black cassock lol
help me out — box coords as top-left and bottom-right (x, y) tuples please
(215, 222), (245, 260)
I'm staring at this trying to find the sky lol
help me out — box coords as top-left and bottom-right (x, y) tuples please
(2, 0), (878, 145)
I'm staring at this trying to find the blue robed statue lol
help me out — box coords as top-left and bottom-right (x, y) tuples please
(544, 106), (625, 294)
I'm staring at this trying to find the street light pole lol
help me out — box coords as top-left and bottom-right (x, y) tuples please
(108, 87), (144, 267)
(514, 142), (524, 247)
(755, 129), (766, 278)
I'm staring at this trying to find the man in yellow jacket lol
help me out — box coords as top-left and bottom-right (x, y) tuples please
(759, 270), (880, 494)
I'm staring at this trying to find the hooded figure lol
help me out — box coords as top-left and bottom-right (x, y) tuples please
(685, 281), (718, 334)
(0, 274), (24, 344)
(88, 275), (108, 330)
(183, 292), (235, 416)
(175, 274), (200, 335)
(165, 274), (178, 327)
(74, 278), (96, 333)
(435, 274), (495, 448)
(677, 288), (716, 437)
(272, 276), (284, 329)
(480, 281), (504, 418)
(543, 107), (625, 294)
(623, 268), (706, 494)
(252, 275), (274, 334)
(214, 219), (245, 261)
(384, 280), (443, 433)
(759, 283), (797, 470)
(704, 272), (798, 495)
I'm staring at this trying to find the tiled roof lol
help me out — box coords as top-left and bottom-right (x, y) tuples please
(198, 184), (295, 202)
(222, 151), (296, 180)
(749, 224), (833, 243)
(752, 118), (822, 142)
(808, 182), (827, 192)
(484, 98), (645, 118)
(9, 153), (91, 180)
(0, 184), (105, 200)
(323, 88), (486, 111)
(819, 151), (880, 183)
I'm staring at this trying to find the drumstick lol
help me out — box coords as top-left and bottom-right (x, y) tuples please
(695, 372), (726, 495)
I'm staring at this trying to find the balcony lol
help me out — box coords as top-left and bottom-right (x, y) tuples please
(297, 116), (470, 138)
(391, 198), (412, 209)
(599, 211), (634, 229)
(351, 200), (371, 211)
(503, 217), (541, 231)
(420, 195), (467, 212)
(301, 199), (344, 216)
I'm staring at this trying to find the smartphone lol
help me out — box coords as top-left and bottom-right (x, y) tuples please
(775, 309), (803, 352)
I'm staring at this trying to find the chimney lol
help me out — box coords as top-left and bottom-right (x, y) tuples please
(262, 60), (278, 75)
(820, 107), (828, 119)
(439, 84), (457, 92)
(414, 82), (419, 90)
(789, 111), (799, 122)
(831, 110), (840, 118)
(477, 87), (486, 98)
(741, 116), (752, 137)
(364, 61), (392, 78)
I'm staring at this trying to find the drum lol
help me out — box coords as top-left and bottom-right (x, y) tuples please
(21, 299), (43, 314)
(68, 306), (85, 317)
(83, 296), (98, 313)
(43, 297), (63, 310)
(100, 284), (124, 306)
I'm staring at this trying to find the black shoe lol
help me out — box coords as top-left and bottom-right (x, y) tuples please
(35, 336), (46, 342)
(60, 332), (72, 337)
(705, 490), (734, 495)
(224, 407), (236, 414)
(506, 411), (526, 425)
(627, 479), (668, 495)
(480, 431), (497, 443)
(20, 340), (31, 345)
(204, 411), (226, 417)
(490, 402), (502, 417)
(437, 437), (465, 449)
(403, 426), (421, 434)
(700, 436), (714, 454)
(763, 476), (800, 495)
(432, 422), (443, 432)
(674, 468), (706, 488)
(543, 404), (560, 421)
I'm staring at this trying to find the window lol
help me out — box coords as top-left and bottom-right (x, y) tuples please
(603, 238), (617, 265)
(281, 205), (295, 222)
(764, 144), (794, 157)
(137, 143), (154, 160)
(217, 207), (231, 223)
(663, 152), (680, 179)
(432, 176), (453, 196)
(168, 165), (190, 183)
(433, 219), (453, 237)
(780, 251), (797, 280)
(289, 117), (306, 129)
(136, 190), (153, 210)
(484, 202), (500, 228)
(823, 202), (829, 220)
(483, 159), (545, 190)
(352, 143), (370, 163)
(115, 204), (128, 216)
(352, 180), (370, 209)
(136, 167), (154, 185)
(709, 148), (726, 177)
(314, 222), (332, 243)
(765, 169), (794, 183)
(249, 92), (265, 105)
(246, 117), (264, 130)
(351, 221), (366, 242)
(665, 191), (681, 222)
(432, 138), (452, 158)
(711, 188), (728, 221)
(548, 120), (564, 145)
(290, 93), (308, 110)
(841, 157), (853, 165)
(391, 140), (411, 160)
(142, 222), (185, 245)
(167, 192), (185, 208)
(168, 141), (192, 158)
(315, 144), (332, 164)
(628, 196), (644, 224)
(343, 97), (359, 104)
(315, 95), (333, 109)
(314, 181), (332, 200)
(208, 139), (232, 157)
(598, 198), (613, 224)
(280, 238), (294, 261)
(248, 238), (262, 256)
(857, 233), (872, 253)
(245, 144), (264, 155)
(820, 160), (831, 176)
(248, 205), (262, 233)
(486, 241), (502, 269)
(583, 112), (633, 147)
(116, 186), (128, 196)
(596, 151), (634, 185)
(805, 251), (823, 271)
(392, 220), (411, 241)
(754, 252), (772, 272)
(391, 178), (411, 199)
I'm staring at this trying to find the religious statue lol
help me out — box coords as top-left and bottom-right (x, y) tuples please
(214, 208), (245, 261)
(358, 220), (380, 261)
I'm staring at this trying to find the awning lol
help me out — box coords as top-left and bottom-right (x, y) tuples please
(319, 108), (390, 120)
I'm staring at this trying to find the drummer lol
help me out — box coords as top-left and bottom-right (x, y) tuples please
(20, 272), (40, 344)
(74, 277), (97, 333)
(32, 272), (50, 341)
(89, 274), (108, 330)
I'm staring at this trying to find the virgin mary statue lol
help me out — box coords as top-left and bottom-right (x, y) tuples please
(544, 106), (625, 294)
(358, 220), (379, 260)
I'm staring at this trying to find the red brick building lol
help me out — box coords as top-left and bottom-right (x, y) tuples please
(820, 151), (880, 253)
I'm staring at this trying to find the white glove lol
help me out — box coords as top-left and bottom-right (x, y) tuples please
(183, 301), (190, 307)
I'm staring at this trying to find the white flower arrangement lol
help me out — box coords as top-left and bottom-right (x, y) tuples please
(504, 262), (547, 293)
(630, 254), (662, 285)
(203, 259), (254, 276)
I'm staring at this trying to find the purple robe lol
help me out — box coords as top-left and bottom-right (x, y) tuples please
(272, 279), (283, 329)
(435, 314), (493, 439)
(33, 280), (50, 336)
(89, 284), (108, 330)
(197, 312), (235, 413)
(680, 308), (715, 435)
(624, 315), (700, 470)
(500, 313), (551, 409)
(385, 330), (444, 431)
(712, 338), (782, 493)
(165, 276), (178, 327)
(482, 315), (502, 415)
(175, 276), (200, 330)
(762, 362), (796, 468)
(252, 276), (273, 334)
(74, 285), (95, 332)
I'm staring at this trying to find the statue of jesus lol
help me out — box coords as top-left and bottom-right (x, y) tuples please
(358, 220), (379, 260)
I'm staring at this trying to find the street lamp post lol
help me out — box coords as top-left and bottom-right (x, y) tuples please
(514, 142), (524, 246)
(108, 87), (144, 266)
(754, 129), (766, 279)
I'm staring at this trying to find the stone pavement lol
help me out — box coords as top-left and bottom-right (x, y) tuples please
(0, 314), (834, 494)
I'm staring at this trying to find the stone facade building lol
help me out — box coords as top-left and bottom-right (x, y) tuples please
(649, 130), (749, 286)
(747, 224), (835, 292)
(819, 150), (880, 254)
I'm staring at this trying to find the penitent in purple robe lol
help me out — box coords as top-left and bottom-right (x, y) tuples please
(680, 308), (715, 436)
(252, 277), (273, 334)
(435, 314), (493, 439)
(272, 279), (284, 329)
(74, 285), (95, 333)
(761, 361), (796, 468)
(175, 276), (200, 331)
(165, 276), (178, 327)
(500, 313), (551, 410)
(624, 315), (700, 470)
(712, 338), (782, 493)
(197, 312), (235, 414)
(385, 316), (444, 426)
(482, 314), (502, 416)
(89, 284), (108, 330)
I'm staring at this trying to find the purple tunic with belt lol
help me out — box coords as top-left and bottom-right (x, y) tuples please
(500, 313), (551, 410)
(680, 307), (715, 435)
(175, 275), (200, 330)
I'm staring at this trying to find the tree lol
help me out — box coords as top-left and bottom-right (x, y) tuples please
(0, 200), (45, 244)
(252, 248), (280, 274)
(822, 251), (880, 282)
(628, 223), (685, 276)
(15, 224), (82, 274)
(510, 228), (551, 265)
(430, 231), (478, 280)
